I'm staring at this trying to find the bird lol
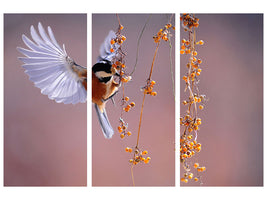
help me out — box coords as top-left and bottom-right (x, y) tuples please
(18, 22), (119, 139)
(92, 30), (121, 139)
(17, 22), (87, 104)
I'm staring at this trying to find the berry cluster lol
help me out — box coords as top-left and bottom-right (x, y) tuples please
(126, 147), (151, 165)
(153, 23), (174, 43)
(180, 13), (200, 30)
(180, 14), (206, 184)
(142, 80), (157, 96)
(118, 117), (132, 139)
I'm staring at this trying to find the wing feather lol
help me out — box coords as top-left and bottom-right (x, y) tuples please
(18, 22), (87, 104)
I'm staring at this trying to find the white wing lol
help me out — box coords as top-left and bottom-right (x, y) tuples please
(97, 30), (119, 63)
(17, 22), (87, 104)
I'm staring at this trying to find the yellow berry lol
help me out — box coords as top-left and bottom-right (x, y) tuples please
(193, 51), (197, 56)
(120, 134), (125, 139)
(194, 177), (199, 182)
(126, 131), (132, 136)
(199, 105), (204, 110)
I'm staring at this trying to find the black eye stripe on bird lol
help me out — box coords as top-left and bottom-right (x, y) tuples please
(92, 30), (121, 139)
(17, 22), (87, 104)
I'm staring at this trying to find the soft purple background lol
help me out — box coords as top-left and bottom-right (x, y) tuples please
(92, 14), (175, 186)
(180, 14), (263, 186)
(4, 14), (87, 186)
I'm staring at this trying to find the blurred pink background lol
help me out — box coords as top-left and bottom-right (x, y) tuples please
(92, 14), (175, 186)
(4, 14), (87, 186)
(180, 14), (263, 186)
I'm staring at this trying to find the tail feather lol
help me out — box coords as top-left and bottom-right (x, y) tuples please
(94, 104), (114, 139)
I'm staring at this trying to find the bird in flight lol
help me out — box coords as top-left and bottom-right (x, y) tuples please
(18, 22), (120, 139)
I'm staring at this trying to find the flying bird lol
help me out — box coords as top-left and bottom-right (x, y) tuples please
(18, 22), (119, 138)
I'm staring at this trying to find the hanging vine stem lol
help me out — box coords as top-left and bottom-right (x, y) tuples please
(128, 14), (175, 186)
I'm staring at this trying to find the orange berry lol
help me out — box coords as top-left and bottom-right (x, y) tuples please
(118, 126), (123, 133)
(121, 64), (126, 68)
(151, 91), (157, 96)
(194, 163), (199, 168)
(151, 80), (156, 85)
(180, 50), (185, 54)
(124, 96), (129, 101)
(181, 178), (188, 183)
(124, 107), (130, 112)
(181, 39), (186, 43)
(197, 59), (202, 64)
(121, 35), (126, 41)
(185, 49), (191, 54)
(126, 131), (132, 136)
(199, 105), (204, 110)
(110, 48), (114, 53)
(120, 25), (124, 30)
(181, 45), (186, 50)
(121, 77), (128, 83)
(130, 102), (135, 107)
(196, 72), (201, 76)
(188, 173), (193, 179)
(197, 68), (202, 72)
(110, 39), (115, 45)
(199, 40), (204, 45)
(183, 76), (188, 82)
(193, 51), (197, 56)
(194, 177), (199, 182)
(142, 150), (148, 155)
(120, 134), (125, 139)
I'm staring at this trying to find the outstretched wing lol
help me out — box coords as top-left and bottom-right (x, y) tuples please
(17, 22), (87, 104)
(97, 30), (119, 63)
